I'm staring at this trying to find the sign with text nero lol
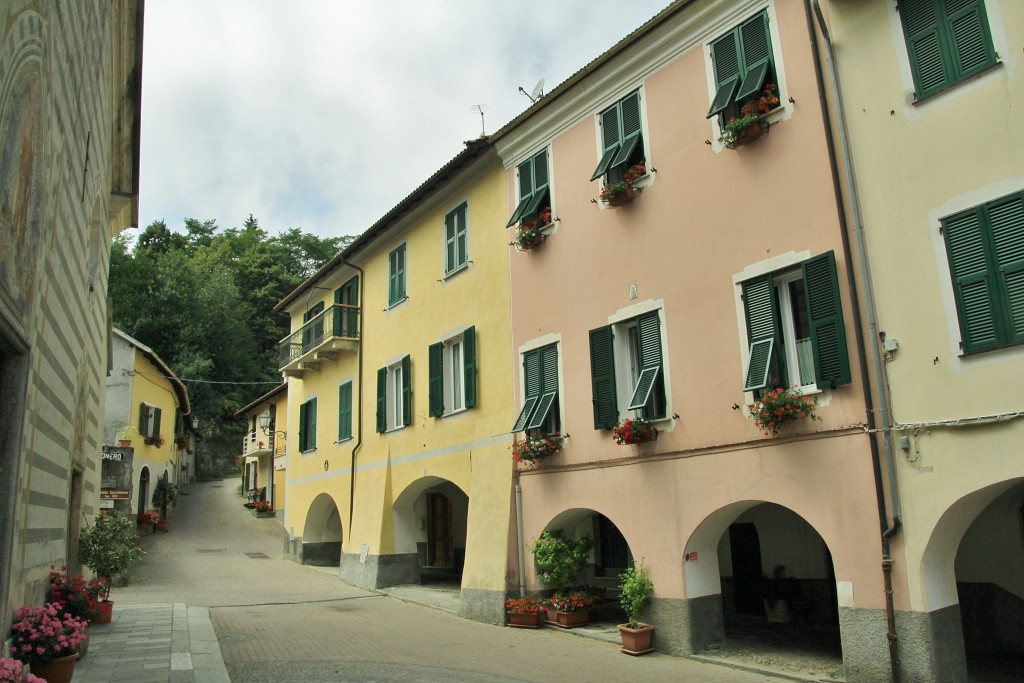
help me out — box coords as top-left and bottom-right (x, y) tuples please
(100, 445), (133, 500)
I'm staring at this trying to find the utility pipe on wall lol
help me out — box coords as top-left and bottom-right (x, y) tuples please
(515, 483), (526, 597)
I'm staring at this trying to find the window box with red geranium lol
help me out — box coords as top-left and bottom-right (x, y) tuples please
(748, 385), (819, 437)
(512, 433), (563, 468)
(596, 162), (647, 207)
(612, 417), (658, 445)
(513, 206), (552, 252)
(718, 83), (780, 149)
(504, 596), (545, 628)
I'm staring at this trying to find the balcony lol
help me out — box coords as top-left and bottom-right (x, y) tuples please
(278, 303), (360, 377)
(241, 431), (286, 457)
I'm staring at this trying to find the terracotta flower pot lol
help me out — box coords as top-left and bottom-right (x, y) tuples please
(92, 600), (113, 625)
(156, 519), (170, 532)
(606, 186), (636, 207)
(29, 653), (79, 683)
(555, 609), (590, 628)
(506, 611), (544, 629)
(618, 623), (655, 655)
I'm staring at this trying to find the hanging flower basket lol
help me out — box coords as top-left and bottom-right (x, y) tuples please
(597, 163), (647, 207)
(514, 207), (552, 251)
(512, 434), (563, 468)
(748, 386), (819, 436)
(612, 418), (658, 445)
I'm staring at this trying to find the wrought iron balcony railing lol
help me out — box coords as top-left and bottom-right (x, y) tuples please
(277, 303), (360, 376)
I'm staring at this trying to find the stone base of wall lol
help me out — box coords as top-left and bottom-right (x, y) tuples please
(281, 534), (341, 567)
(459, 588), (504, 625)
(339, 551), (419, 589)
(647, 594), (724, 656)
(894, 604), (967, 683)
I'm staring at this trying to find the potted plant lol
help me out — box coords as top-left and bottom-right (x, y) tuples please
(718, 82), (780, 149)
(748, 385), (819, 436)
(78, 511), (144, 623)
(511, 433), (563, 468)
(46, 566), (102, 625)
(618, 560), (656, 655)
(612, 417), (658, 445)
(503, 596), (545, 629)
(252, 499), (274, 517)
(136, 511), (159, 533)
(0, 658), (44, 682)
(513, 206), (552, 251)
(529, 530), (593, 624)
(143, 433), (165, 447)
(548, 590), (597, 628)
(8, 603), (87, 682)
(117, 426), (136, 448)
(151, 476), (177, 531)
(597, 162), (647, 207)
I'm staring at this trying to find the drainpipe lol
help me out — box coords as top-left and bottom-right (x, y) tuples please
(515, 482), (526, 597)
(346, 262), (365, 541)
(807, 2), (902, 680)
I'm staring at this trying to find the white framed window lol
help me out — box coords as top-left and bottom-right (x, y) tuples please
(138, 402), (161, 438)
(444, 202), (469, 276)
(376, 355), (411, 432)
(388, 243), (407, 307)
(511, 340), (560, 434)
(428, 327), (477, 417)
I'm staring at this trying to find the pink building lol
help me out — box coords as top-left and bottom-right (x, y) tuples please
(494, 2), (895, 679)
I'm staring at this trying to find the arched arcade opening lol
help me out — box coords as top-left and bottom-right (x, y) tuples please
(393, 477), (468, 585)
(300, 492), (343, 566)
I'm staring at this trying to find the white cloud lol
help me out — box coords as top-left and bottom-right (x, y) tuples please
(140, 0), (671, 238)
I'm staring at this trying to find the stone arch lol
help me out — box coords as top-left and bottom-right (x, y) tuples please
(300, 492), (343, 566)
(136, 466), (150, 518)
(392, 476), (468, 584)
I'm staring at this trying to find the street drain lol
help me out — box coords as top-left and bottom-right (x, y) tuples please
(244, 552), (269, 559)
(197, 549), (224, 553)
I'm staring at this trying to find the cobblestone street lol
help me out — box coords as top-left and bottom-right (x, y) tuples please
(105, 479), (790, 682)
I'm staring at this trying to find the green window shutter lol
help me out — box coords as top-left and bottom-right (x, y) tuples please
(298, 401), (307, 450)
(944, 207), (1000, 353)
(901, 0), (953, 98)
(708, 30), (741, 118)
(735, 12), (771, 101)
(610, 93), (643, 170)
(337, 276), (358, 337)
(445, 211), (457, 273)
(802, 251), (851, 388)
(401, 355), (412, 427)
(463, 326), (477, 409)
(945, 0), (996, 80)
(987, 193), (1024, 347)
(589, 326), (618, 430)
(628, 311), (663, 410)
(591, 106), (622, 181)
(307, 398), (317, 451)
(456, 205), (468, 268)
(508, 158), (535, 227)
(138, 403), (147, 434)
(388, 246), (405, 305)
(428, 342), (444, 417)
(153, 407), (162, 436)
(375, 367), (387, 433)
(527, 345), (558, 430)
(512, 349), (542, 432)
(742, 275), (780, 391)
(338, 383), (352, 441)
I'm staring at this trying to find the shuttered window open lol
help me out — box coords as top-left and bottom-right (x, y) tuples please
(512, 344), (559, 433)
(627, 312), (663, 411)
(508, 150), (550, 227)
(707, 11), (774, 119)
(428, 342), (444, 417)
(591, 91), (644, 182)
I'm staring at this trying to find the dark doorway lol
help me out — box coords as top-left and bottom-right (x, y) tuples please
(594, 513), (629, 577)
(729, 522), (763, 615)
(427, 493), (453, 568)
(138, 467), (150, 517)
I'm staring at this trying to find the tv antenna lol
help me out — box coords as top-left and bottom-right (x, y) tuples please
(469, 104), (490, 137)
(518, 78), (545, 104)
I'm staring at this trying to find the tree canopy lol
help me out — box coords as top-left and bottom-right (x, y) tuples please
(109, 215), (351, 473)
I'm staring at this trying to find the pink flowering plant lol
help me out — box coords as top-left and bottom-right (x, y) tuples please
(137, 511), (159, 526)
(8, 604), (86, 665)
(253, 499), (273, 513)
(749, 385), (819, 436)
(549, 591), (596, 613)
(0, 658), (44, 683)
(47, 566), (102, 623)
(612, 417), (658, 445)
(511, 433), (563, 467)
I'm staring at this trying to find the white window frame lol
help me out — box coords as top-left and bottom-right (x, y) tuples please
(386, 361), (404, 432)
(515, 333), (563, 434)
(592, 86), (656, 205)
(444, 202), (469, 277)
(140, 403), (158, 437)
(388, 243), (407, 308)
(444, 333), (466, 416)
(606, 302), (671, 423)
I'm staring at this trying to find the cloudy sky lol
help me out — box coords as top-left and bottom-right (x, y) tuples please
(140, 0), (670, 239)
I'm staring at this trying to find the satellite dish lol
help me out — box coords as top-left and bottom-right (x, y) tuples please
(518, 78), (546, 104)
(530, 79), (545, 101)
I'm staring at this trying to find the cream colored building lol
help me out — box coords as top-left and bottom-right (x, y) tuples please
(236, 383), (288, 515)
(0, 0), (144, 618)
(819, 1), (1024, 680)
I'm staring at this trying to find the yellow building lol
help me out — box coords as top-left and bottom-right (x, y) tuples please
(235, 383), (288, 515)
(274, 140), (513, 622)
(105, 328), (191, 522)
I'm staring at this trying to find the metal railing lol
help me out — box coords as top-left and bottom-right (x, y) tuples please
(277, 303), (360, 369)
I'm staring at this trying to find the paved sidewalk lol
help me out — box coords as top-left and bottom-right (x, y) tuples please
(72, 603), (230, 683)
